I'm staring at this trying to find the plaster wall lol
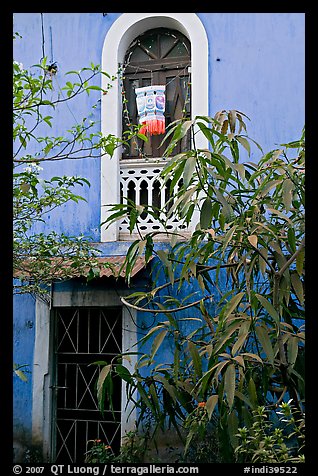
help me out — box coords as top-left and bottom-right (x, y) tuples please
(13, 11), (305, 460)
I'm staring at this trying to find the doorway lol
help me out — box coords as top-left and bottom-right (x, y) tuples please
(51, 307), (122, 463)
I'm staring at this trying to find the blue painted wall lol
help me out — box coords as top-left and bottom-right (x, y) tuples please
(13, 12), (305, 240)
(14, 13), (121, 242)
(13, 288), (36, 451)
(13, 12), (305, 457)
(198, 13), (305, 149)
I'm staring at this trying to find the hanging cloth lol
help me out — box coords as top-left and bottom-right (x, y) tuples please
(135, 85), (166, 136)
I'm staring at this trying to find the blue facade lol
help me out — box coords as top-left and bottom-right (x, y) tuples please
(13, 12), (305, 461)
(13, 13), (305, 240)
(13, 290), (36, 446)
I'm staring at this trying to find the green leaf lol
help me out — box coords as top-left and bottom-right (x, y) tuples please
(224, 363), (236, 408)
(248, 377), (258, 407)
(200, 197), (213, 229)
(258, 247), (268, 275)
(197, 274), (205, 291)
(136, 382), (155, 412)
(196, 121), (215, 145)
(255, 293), (279, 323)
(231, 320), (251, 355)
(290, 273), (304, 305)
(267, 207), (293, 224)
(167, 186), (197, 218)
(43, 116), (53, 127)
(230, 137), (240, 162)
(229, 110), (237, 133)
(86, 85), (103, 91)
(137, 133), (148, 142)
(140, 324), (166, 345)
(115, 364), (132, 383)
(287, 336), (299, 368)
(155, 375), (177, 402)
(259, 179), (282, 198)
(20, 183), (30, 193)
(236, 136), (251, 157)
(164, 120), (193, 156)
(205, 394), (218, 420)
(287, 228), (296, 253)
(184, 429), (196, 455)
(222, 224), (238, 250)
(221, 292), (245, 320)
(179, 120), (193, 139)
(145, 235), (154, 263)
(215, 188), (233, 219)
(235, 390), (252, 408)
(233, 162), (246, 180)
(213, 321), (242, 354)
(156, 249), (170, 267)
(188, 341), (202, 378)
(97, 364), (112, 408)
(255, 325), (274, 365)
(219, 212), (226, 231)
(89, 360), (109, 366)
(14, 369), (28, 382)
(282, 179), (294, 212)
(104, 142), (116, 157)
(248, 234), (258, 248)
(241, 352), (263, 364)
(169, 162), (186, 192)
(194, 366), (214, 396)
(227, 410), (239, 448)
(44, 142), (53, 155)
(241, 406), (253, 428)
(138, 240), (146, 255)
(150, 329), (168, 361)
(183, 156), (196, 188)
(296, 249), (305, 276)
(148, 382), (160, 412)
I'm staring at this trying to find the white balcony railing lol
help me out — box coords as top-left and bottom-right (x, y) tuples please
(119, 158), (192, 240)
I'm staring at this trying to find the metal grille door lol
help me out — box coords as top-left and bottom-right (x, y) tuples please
(52, 307), (122, 463)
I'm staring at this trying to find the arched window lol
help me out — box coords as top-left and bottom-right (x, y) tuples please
(121, 28), (191, 159)
(101, 13), (208, 242)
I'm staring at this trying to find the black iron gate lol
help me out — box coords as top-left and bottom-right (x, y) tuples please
(52, 307), (122, 463)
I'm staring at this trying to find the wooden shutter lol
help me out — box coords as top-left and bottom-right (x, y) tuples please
(122, 28), (191, 159)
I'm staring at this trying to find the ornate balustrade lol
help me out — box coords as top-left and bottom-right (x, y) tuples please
(119, 158), (191, 240)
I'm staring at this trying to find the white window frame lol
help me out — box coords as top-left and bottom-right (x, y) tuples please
(101, 13), (209, 242)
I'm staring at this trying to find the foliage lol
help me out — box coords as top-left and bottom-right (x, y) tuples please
(235, 401), (305, 463)
(13, 163), (104, 294)
(22, 446), (43, 464)
(85, 431), (152, 464)
(13, 33), (124, 295)
(99, 110), (305, 462)
(181, 402), (222, 462)
(85, 440), (115, 463)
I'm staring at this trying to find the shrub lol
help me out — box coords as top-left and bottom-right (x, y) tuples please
(235, 400), (305, 463)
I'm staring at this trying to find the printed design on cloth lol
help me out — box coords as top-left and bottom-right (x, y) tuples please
(135, 85), (166, 135)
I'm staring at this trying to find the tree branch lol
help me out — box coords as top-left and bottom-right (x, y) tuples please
(121, 294), (213, 314)
(276, 237), (305, 278)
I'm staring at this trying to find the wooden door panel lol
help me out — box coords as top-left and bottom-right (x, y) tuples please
(122, 28), (191, 159)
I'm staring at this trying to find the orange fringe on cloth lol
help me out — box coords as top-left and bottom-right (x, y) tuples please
(139, 118), (165, 136)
